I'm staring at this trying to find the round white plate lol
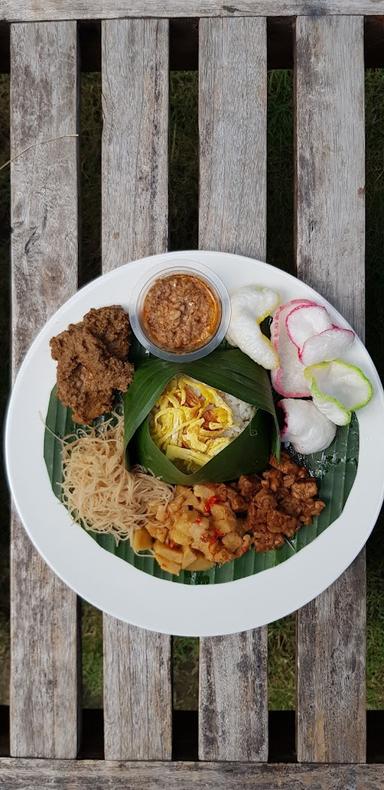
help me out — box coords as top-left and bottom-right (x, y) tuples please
(5, 251), (384, 636)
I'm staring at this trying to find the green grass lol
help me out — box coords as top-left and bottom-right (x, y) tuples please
(267, 71), (294, 274)
(365, 69), (384, 710)
(169, 72), (198, 251)
(79, 73), (101, 284)
(1, 67), (384, 711)
(81, 603), (103, 708)
(173, 637), (200, 710)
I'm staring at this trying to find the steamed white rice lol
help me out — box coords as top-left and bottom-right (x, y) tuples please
(220, 391), (256, 439)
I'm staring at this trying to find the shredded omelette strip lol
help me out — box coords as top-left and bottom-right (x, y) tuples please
(150, 376), (235, 471)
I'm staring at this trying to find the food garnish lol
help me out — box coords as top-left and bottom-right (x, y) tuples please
(304, 360), (373, 426)
(150, 375), (255, 472)
(279, 398), (336, 454)
(50, 306), (133, 423)
(141, 273), (221, 353)
(226, 286), (280, 369)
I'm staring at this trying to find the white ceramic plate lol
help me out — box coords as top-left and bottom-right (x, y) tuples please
(5, 251), (384, 636)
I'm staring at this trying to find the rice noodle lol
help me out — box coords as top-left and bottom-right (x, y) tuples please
(61, 413), (174, 544)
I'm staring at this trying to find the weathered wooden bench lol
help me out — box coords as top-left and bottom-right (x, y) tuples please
(1, 1), (383, 787)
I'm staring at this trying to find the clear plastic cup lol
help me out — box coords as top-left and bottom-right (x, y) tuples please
(129, 261), (231, 363)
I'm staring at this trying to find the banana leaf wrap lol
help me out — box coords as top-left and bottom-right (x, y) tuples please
(123, 348), (280, 484)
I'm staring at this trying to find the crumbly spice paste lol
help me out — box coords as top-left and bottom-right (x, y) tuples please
(142, 274), (221, 352)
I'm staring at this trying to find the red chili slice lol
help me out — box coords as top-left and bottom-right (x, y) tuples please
(204, 495), (218, 514)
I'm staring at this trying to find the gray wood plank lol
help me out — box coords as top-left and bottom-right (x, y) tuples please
(199, 630), (268, 761)
(199, 17), (267, 259)
(295, 15), (366, 763)
(102, 18), (168, 272)
(198, 17), (268, 762)
(2, 0), (384, 22)
(10, 22), (79, 757)
(1, 759), (384, 790)
(101, 18), (172, 761)
(103, 617), (172, 760)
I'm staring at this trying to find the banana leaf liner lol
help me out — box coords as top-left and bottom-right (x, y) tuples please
(123, 348), (280, 484)
(44, 349), (359, 584)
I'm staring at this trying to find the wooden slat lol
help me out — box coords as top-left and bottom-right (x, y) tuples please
(199, 18), (267, 259)
(102, 18), (168, 272)
(295, 15), (366, 763)
(1, 760), (384, 789)
(2, 0), (384, 22)
(198, 631), (268, 761)
(2, 18), (384, 74)
(198, 18), (268, 762)
(103, 617), (172, 760)
(10, 22), (79, 757)
(101, 18), (171, 760)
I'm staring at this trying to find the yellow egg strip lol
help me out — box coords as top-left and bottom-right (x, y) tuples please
(150, 376), (234, 469)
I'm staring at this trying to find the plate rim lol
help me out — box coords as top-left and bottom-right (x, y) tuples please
(5, 249), (384, 636)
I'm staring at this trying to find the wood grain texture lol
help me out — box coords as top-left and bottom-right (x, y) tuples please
(1, 760), (384, 789)
(199, 18), (268, 762)
(2, 0), (384, 22)
(10, 22), (79, 757)
(103, 617), (172, 760)
(101, 18), (171, 761)
(295, 16), (365, 337)
(199, 17), (267, 259)
(199, 630), (268, 761)
(295, 16), (366, 763)
(102, 18), (168, 271)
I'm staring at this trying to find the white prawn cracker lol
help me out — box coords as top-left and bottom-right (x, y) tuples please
(286, 304), (331, 350)
(270, 299), (314, 397)
(300, 327), (355, 366)
(305, 360), (373, 426)
(279, 398), (336, 454)
(286, 302), (355, 366)
(226, 286), (280, 370)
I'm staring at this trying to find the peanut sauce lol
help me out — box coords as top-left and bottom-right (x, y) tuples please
(141, 273), (221, 353)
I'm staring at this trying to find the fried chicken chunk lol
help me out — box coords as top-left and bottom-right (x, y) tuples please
(50, 306), (134, 423)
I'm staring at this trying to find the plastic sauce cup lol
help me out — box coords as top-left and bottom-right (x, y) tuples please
(129, 262), (231, 363)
